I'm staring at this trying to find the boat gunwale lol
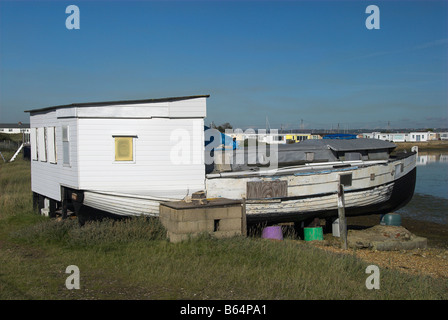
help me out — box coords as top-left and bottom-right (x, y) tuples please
(205, 152), (416, 179)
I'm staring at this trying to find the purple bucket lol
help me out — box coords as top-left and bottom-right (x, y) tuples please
(262, 226), (283, 241)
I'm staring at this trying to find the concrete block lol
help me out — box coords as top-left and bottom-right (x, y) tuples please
(227, 206), (243, 219)
(175, 220), (210, 234)
(205, 207), (230, 220)
(218, 218), (243, 231)
(159, 200), (245, 243)
(179, 209), (207, 222)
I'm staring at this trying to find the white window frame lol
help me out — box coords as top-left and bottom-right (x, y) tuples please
(62, 125), (70, 166)
(37, 127), (47, 162)
(112, 134), (137, 164)
(30, 128), (38, 161)
(46, 127), (57, 164)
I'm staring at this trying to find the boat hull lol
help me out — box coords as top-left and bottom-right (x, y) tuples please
(243, 167), (416, 224)
(206, 153), (417, 224)
(80, 154), (416, 225)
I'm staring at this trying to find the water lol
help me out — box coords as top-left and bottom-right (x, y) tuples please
(397, 153), (448, 225)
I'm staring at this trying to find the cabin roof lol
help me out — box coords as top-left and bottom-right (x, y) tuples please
(24, 95), (210, 114)
(277, 138), (396, 152)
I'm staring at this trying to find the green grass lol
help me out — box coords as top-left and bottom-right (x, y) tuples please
(1, 156), (447, 300)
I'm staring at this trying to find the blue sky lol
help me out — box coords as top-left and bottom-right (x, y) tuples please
(1, 0), (447, 130)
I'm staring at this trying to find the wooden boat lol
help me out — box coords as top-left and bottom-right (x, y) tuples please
(67, 137), (417, 226)
(205, 138), (417, 224)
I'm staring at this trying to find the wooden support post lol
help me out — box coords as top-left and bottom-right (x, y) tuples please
(49, 199), (57, 218)
(32, 192), (39, 213)
(242, 198), (247, 236)
(61, 187), (68, 219)
(38, 195), (45, 215)
(337, 183), (348, 250)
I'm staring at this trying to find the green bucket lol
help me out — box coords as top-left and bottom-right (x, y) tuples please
(380, 213), (402, 226)
(304, 227), (323, 241)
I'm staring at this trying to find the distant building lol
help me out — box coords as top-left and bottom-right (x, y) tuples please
(285, 133), (311, 143)
(361, 131), (443, 142)
(409, 132), (430, 142)
(440, 132), (448, 140)
(227, 131), (322, 145)
(0, 123), (31, 134)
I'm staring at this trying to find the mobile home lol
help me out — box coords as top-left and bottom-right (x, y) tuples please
(410, 132), (429, 142)
(25, 95), (209, 218)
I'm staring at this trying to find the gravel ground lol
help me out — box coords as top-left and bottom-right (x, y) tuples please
(311, 214), (448, 279)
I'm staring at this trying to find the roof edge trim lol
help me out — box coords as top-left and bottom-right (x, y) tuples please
(24, 94), (210, 113)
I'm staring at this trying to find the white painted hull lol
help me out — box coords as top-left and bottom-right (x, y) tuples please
(205, 153), (417, 223)
(83, 190), (182, 217)
(81, 154), (416, 224)
(244, 182), (394, 215)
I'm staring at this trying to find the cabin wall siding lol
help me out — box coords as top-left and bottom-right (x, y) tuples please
(28, 97), (208, 203)
(30, 110), (79, 201)
(77, 118), (205, 195)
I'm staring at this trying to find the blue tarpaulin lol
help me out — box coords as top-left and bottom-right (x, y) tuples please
(323, 134), (357, 140)
(204, 126), (237, 150)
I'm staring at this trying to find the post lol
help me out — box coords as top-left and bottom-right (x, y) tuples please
(337, 183), (348, 250)
(61, 187), (68, 219)
(32, 192), (39, 213)
(241, 198), (247, 236)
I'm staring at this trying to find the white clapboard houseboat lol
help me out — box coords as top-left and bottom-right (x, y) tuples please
(26, 95), (416, 225)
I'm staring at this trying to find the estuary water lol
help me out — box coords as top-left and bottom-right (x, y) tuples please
(397, 152), (448, 225)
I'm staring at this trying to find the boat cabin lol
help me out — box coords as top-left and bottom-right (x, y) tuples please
(25, 95), (209, 215)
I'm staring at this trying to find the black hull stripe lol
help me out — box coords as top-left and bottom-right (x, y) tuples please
(246, 167), (417, 224)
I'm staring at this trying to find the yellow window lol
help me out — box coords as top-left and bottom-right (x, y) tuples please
(115, 137), (133, 161)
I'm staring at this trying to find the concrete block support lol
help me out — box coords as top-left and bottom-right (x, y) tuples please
(159, 198), (244, 243)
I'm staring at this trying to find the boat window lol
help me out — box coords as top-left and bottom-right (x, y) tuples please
(62, 125), (70, 165)
(37, 127), (47, 162)
(306, 152), (314, 162)
(46, 127), (57, 164)
(114, 136), (134, 162)
(394, 163), (404, 178)
(30, 128), (38, 161)
(345, 152), (361, 161)
(339, 173), (352, 187)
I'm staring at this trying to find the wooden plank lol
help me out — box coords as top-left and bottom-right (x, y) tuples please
(242, 198), (247, 236)
(246, 180), (287, 199)
(338, 183), (348, 250)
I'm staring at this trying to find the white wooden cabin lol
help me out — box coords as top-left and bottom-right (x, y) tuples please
(25, 95), (209, 217)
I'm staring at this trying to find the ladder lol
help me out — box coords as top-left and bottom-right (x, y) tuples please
(9, 143), (24, 162)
